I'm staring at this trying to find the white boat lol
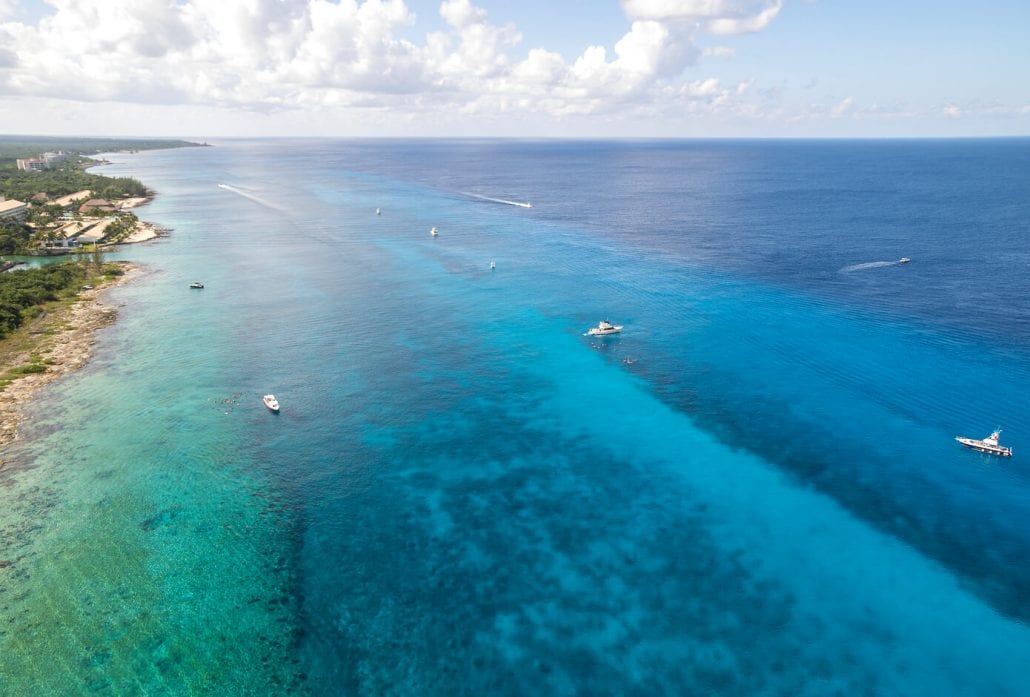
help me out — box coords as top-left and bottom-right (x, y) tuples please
(585, 320), (623, 336)
(262, 394), (280, 412)
(430, 226), (438, 236)
(489, 260), (496, 270)
(955, 428), (1012, 457)
(376, 208), (381, 216)
(189, 281), (204, 289)
(899, 258), (911, 264)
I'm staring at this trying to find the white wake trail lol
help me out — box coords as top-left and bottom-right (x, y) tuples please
(217, 183), (287, 212)
(839, 260), (898, 273)
(461, 192), (533, 208)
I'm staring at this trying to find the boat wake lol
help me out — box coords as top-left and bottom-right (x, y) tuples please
(839, 260), (899, 273)
(461, 192), (532, 208)
(217, 183), (287, 212)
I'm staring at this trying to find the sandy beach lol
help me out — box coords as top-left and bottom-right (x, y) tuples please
(115, 195), (168, 244)
(121, 220), (167, 244)
(0, 263), (141, 449)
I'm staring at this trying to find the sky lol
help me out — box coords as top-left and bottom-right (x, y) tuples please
(0, 0), (1027, 138)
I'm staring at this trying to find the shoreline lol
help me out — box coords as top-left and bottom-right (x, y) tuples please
(113, 193), (169, 245)
(0, 262), (141, 450)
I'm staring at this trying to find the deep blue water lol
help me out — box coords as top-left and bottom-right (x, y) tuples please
(2, 138), (1029, 695)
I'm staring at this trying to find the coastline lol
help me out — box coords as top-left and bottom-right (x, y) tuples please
(0, 262), (141, 449)
(115, 193), (168, 245)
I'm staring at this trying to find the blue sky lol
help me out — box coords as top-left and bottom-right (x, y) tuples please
(0, 0), (1027, 137)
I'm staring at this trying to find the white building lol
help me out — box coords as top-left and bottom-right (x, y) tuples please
(0, 199), (28, 222)
(15, 157), (48, 172)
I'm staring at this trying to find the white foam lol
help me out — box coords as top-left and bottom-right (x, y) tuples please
(217, 183), (287, 212)
(839, 260), (898, 273)
(462, 192), (533, 208)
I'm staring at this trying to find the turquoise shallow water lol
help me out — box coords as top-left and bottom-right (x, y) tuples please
(2, 139), (1029, 695)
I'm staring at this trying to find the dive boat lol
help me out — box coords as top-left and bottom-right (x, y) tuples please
(955, 429), (1012, 457)
(189, 281), (204, 289)
(263, 394), (280, 413)
(586, 320), (623, 336)
(898, 258), (911, 264)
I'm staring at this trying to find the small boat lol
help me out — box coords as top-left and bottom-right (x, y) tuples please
(430, 227), (438, 236)
(376, 208), (381, 215)
(955, 428), (1012, 457)
(189, 282), (204, 289)
(489, 260), (496, 270)
(262, 394), (280, 412)
(585, 320), (623, 336)
(899, 258), (911, 264)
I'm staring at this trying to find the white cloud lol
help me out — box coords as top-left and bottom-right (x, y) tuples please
(621, 0), (783, 34)
(702, 46), (736, 59)
(830, 96), (854, 117)
(943, 104), (962, 118)
(0, 0), (791, 126)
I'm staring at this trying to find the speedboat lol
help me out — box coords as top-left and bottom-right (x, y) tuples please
(955, 429), (1012, 457)
(430, 226), (438, 236)
(898, 258), (911, 264)
(189, 281), (204, 289)
(586, 320), (623, 336)
(262, 394), (280, 412)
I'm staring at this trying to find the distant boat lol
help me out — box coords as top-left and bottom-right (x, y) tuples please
(955, 428), (1012, 457)
(585, 320), (623, 336)
(430, 227), (438, 236)
(263, 394), (280, 413)
(376, 208), (381, 216)
(899, 258), (911, 263)
(489, 260), (496, 270)
(189, 281), (204, 289)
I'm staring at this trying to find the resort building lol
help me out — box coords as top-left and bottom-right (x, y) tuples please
(16, 157), (48, 172)
(15, 151), (66, 171)
(79, 199), (117, 214)
(0, 198), (29, 222)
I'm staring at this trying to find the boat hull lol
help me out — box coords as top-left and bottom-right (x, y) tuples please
(955, 437), (1012, 457)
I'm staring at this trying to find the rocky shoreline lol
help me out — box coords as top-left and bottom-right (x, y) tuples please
(0, 263), (140, 449)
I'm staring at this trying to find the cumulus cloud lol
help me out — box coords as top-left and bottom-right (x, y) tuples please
(0, 0), (784, 121)
(621, 0), (783, 34)
(0, 0), (18, 21)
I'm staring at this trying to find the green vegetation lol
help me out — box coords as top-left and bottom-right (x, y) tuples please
(0, 136), (205, 161)
(0, 135), (205, 210)
(0, 156), (148, 201)
(99, 213), (139, 243)
(0, 262), (116, 339)
(9, 362), (47, 375)
(0, 220), (33, 255)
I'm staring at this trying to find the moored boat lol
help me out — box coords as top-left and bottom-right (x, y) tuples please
(263, 394), (280, 412)
(586, 320), (623, 336)
(955, 428), (1012, 457)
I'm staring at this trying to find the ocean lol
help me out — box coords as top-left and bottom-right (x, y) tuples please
(1, 138), (1029, 695)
